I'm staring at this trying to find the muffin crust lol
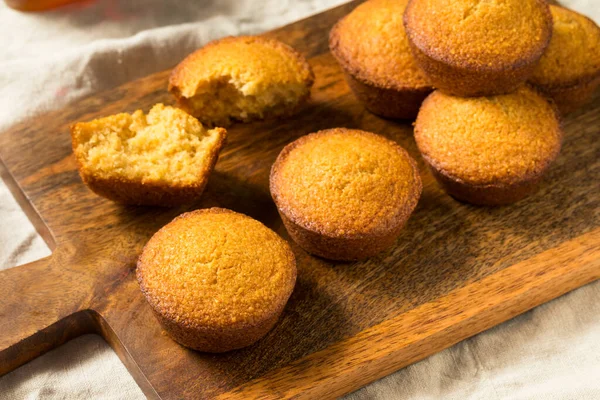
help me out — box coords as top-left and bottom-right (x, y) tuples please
(530, 5), (600, 114)
(137, 208), (297, 352)
(415, 87), (562, 205)
(270, 128), (422, 260)
(404, 0), (552, 96)
(329, 0), (433, 119)
(169, 36), (314, 127)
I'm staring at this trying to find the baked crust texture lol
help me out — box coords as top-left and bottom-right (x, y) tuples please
(270, 128), (422, 260)
(404, 0), (553, 96)
(329, 0), (433, 119)
(137, 208), (297, 352)
(414, 87), (563, 205)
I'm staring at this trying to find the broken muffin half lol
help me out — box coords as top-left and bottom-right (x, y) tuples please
(71, 103), (226, 206)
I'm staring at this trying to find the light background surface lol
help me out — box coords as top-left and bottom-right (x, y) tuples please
(0, 0), (598, 398)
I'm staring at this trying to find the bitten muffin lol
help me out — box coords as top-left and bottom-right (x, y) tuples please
(329, 0), (433, 119)
(71, 104), (226, 207)
(169, 36), (314, 127)
(270, 128), (422, 261)
(414, 87), (562, 205)
(137, 208), (297, 352)
(529, 5), (600, 114)
(404, 0), (552, 97)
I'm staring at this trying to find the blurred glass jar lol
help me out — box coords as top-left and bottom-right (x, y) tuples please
(5, 0), (85, 11)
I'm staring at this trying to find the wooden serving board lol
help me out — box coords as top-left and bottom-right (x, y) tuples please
(1, 2), (599, 398)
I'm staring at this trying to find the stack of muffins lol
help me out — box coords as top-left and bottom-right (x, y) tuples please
(331, 0), (599, 205)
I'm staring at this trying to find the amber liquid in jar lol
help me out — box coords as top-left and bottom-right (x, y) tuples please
(5, 0), (85, 11)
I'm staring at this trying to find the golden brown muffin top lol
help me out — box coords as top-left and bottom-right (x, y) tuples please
(137, 208), (296, 329)
(415, 87), (562, 186)
(329, 0), (430, 90)
(404, 0), (552, 69)
(270, 129), (422, 238)
(169, 36), (313, 99)
(531, 6), (600, 88)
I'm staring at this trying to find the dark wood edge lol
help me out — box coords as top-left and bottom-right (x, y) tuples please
(92, 311), (161, 399)
(0, 157), (56, 251)
(0, 307), (158, 399)
(0, 308), (96, 376)
(217, 228), (600, 399)
(0, 252), (86, 375)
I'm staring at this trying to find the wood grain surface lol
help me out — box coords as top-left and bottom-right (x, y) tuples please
(0, 1), (599, 398)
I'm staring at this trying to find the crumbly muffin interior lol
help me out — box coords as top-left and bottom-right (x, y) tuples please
(530, 5), (600, 87)
(415, 87), (561, 185)
(72, 104), (224, 185)
(181, 76), (309, 127)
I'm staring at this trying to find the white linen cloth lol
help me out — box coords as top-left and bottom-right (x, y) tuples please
(0, 1), (598, 398)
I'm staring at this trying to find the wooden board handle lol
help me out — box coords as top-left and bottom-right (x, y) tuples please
(0, 251), (97, 375)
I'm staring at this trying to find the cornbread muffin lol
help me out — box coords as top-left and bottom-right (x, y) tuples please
(137, 208), (297, 352)
(270, 128), (422, 261)
(530, 5), (600, 114)
(329, 0), (433, 119)
(71, 104), (226, 206)
(404, 0), (552, 96)
(414, 87), (562, 205)
(169, 36), (314, 127)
